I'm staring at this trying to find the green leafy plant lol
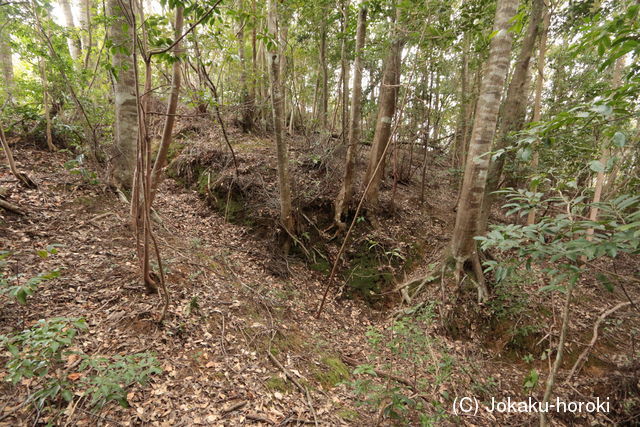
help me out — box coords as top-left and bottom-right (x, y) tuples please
(1, 317), (87, 407)
(0, 318), (162, 412)
(0, 246), (61, 305)
(63, 154), (99, 185)
(350, 304), (450, 425)
(79, 353), (162, 407)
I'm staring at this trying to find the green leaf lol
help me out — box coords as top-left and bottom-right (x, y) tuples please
(589, 160), (605, 173)
(612, 132), (626, 147)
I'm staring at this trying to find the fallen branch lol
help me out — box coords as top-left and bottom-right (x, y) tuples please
(0, 197), (25, 215)
(245, 413), (275, 424)
(221, 400), (247, 415)
(341, 354), (417, 393)
(266, 351), (318, 426)
(0, 126), (36, 189)
(566, 301), (632, 381)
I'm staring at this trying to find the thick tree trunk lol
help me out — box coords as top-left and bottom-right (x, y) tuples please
(60, 0), (81, 61)
(150, 7), (184, 201)
(527, 7), (551, 225)
(0, 27), (14, 102)
(450, 0), (520, 297)
(478, 0), (544, 234)
(334, 5), (367, 229)
(108, 0), (138, 190)
(267, 0), (295, 244)
(363, 11), (403, 211)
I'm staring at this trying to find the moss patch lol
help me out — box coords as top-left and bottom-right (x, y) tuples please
(265, 375), (293, 393)
(313, 356), (350, 389)
(336, 408), (359, 422)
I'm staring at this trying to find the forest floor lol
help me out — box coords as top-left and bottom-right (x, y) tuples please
(1, 126), (639, 426)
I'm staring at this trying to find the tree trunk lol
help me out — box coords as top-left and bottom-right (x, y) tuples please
(237, 0), (253, 132)
(40, 60), (56, 151)
(526, 6), (551, 225)
(60, 0), (81, 61)
(340, 0), (350, 145)
(319, 18), (328, 129)
(0, 26), (14, 102)
(586, 57), (625, 239)
(267, 0), (295, 245)
(334, 4), (367, 229)
(77, 0), (92, 57)
(363, 10), (403, 211)
(452, 38), (470, 170)
(478, 0), (544, 234)
(150, 7), (184, 201)
(450, 0), (520, 297)
(108, 0), (138, 190)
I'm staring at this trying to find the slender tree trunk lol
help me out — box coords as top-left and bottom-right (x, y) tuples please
(40, 60), (56, 151)
(60, 0), (81, 61)
(77, 0), (93, 64)
(237, 0), (253, 132)
(334, 5), (367, 229)
(527, 6), (551, 225)
(478, 0), (544, 234)
(363, 10), (404, 211)
(250, 0), (258, 127)
(452, 36), (470, 171)
(267, 0), (295, 246)
(450, 0), (520, 299)
(539, 283), (574, 427)
(150, 7), (184, 201)
(108, 0), (138, 190)
(586, 58), (625, 239)
(0, 26), (14, 102)
(319, 18), (328, 129)
(340, 0), (350, 145)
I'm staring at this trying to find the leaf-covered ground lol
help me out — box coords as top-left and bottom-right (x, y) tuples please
(1, 142), (638, 426)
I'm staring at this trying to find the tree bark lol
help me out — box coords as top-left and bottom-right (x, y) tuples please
(340, 0), (350, 145)
(586, 57), (625, 239)
(237, 0), (253, 132)
(150, 7), (184, 201)
(319, 17), (328, 129)
(0, 25), (14, 102)
(60, 0), (81, 61)
(478, 0), (544, 234)
(450, 0), (520, 293)
(334, 4), (367, 229)
(363, 9), (404, 211)
(77, 0), (92, 52)
(526, 6), (551, 225)
(452, 35), (470, 171)
(267, 0), (295, 244)
(108, 0), (138, 190)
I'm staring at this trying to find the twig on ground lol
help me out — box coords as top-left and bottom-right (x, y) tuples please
(566, 301), (632, 381)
